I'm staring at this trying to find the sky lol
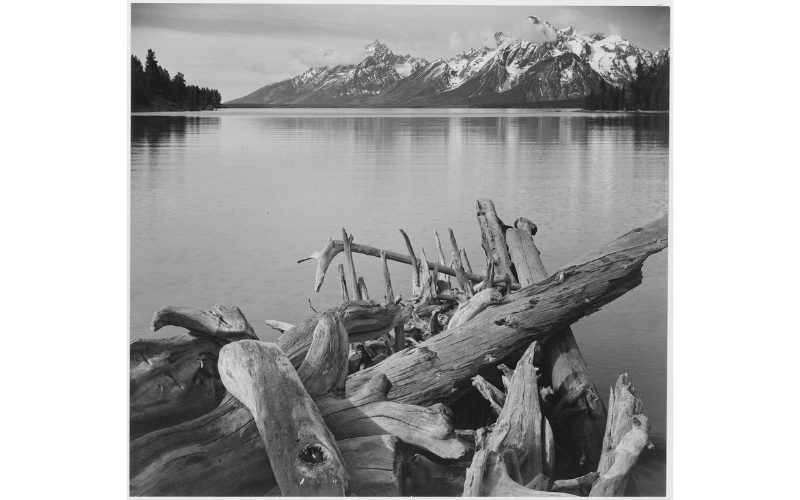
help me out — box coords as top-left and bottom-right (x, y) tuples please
(131, 2), (671, 103)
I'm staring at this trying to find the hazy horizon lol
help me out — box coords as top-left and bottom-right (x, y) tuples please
(131, 3), (670, 103)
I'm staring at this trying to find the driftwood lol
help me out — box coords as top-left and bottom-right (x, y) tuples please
(218, 338), (349, 496)
(342, 228), (363, 301)
(505, 217), (546, 287)
(463, 449), (575, 497)
(278, 300), (411, 367)
(131, 346), (465, 496)
(337, 435), (408, 496)
(298, 235), (519, 294)
(447, 288), (503, 330)
(596, 375), (646, 476)
(504, 214), (607, 471)
(553, 472), (600, 492)
(344, 215), (667, 407)
(476, 198), (516, 284)
(449, 229), (474, 297)
(407, 454), (471, 496)
(471, 375), (506, 416)
(130, 304), (257, 438)
(337, 262), (350, 301)
(264, 319), (295, 333)
(589, 415), (652, 496)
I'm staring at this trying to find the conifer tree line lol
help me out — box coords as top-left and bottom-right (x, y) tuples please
(131, 49), (221, 110)
(584, 56), (669, 111)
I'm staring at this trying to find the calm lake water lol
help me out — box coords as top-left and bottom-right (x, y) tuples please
(131, 108), (669, 495)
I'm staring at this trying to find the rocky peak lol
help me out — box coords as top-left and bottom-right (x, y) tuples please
(365, 39), (391, 56)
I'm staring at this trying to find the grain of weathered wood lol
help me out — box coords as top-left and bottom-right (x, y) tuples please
(485, 342), (545, 484)
(589, 415), (651, 497)
(463, 450), (575, 497)
(296, 312), (349, 398)
(130, 304), (258, 438)
(434, 230), (450, 284)
(381, 249), (406, 354)
(130, 334), (227, 439)
(337, 435), (408, 496)
(552, 472), (600, 492)
(264, 320), (295, 333)
(218, 340), (349, 496)
(461, 247), (473, 274)
(505, 217), (547, 287)
(476, 198), (517, 285)
(472, 374), (506, 415)
(150, 304), (257, 340)
(408, 454), (472, 496)
(597, 374), (643, 476)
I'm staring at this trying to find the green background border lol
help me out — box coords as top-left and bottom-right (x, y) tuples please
(0, 0), (784, 499)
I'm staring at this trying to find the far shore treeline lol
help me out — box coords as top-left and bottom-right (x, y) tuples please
(131, 49), (221, 111)
(584, 56), (669, 111)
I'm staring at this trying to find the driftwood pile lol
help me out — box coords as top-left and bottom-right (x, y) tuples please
(130, 198), (667, 496)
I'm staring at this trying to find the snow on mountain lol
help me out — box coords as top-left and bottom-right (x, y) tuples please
(228, 16), (667, 105)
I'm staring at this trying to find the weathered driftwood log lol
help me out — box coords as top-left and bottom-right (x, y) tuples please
(278, 300), (412, 367)
(504, 211), (607, 471)
(315, 373), (467, 460)
(589, 415), (652, 497)
(218, 339), (349, 496)
(357, 277), (370, 300)
(434, 230), (450, 283)
(258, 435), (409, 497)
(298, 235), (520, 293)
(484, 342), (547, 484)
(337, 435), (408, 496)
(476, 198), (517, 284)
(463, 449), (575, 497)
(553, 472), (600, 492)
(408, 454), (471, 496)
(130, 304), (258, 438)
(265, 319), (295, 334)
(381, 249), (405, 352)
(596, 374), (645, 475)
(131, 365), (465, 495)
(447, 288), (504, 330)
(449, 229), (474, 297)
(505, 217), (547, 287)
(337, 262), (350, 301)
(472, 374), (506, 416)
(344, 215), (667, 406)
(342, 228), (363, 301)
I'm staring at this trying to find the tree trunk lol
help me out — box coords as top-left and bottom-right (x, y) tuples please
(342, 228), (363, 301)
(218, 338), (349, 496)
(447, 288), (503, 330)
(463, 449), (575, 497)
(505, 217), (547, 287)
(130, 304), (258, 438)
(344, 215), (667, 407)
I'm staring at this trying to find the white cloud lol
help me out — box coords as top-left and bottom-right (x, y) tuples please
(244, 62), (279, 74)
(506, 19), (557, 44)
(291, 45), (368, 69)
(448, 32), (462, 51)
(608, 22), (623, 36)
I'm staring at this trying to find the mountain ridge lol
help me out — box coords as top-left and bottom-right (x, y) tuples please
(228, 16), (669, 106)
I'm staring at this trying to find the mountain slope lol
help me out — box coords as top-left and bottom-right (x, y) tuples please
(228, 16), (667, 107)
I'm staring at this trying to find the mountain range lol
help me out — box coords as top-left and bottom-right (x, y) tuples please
(228, 15), (669, 107)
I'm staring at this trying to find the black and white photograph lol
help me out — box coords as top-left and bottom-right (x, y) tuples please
(129, 2), (670, 497)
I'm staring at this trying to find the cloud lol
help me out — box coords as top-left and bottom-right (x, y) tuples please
(607, 22), (623, 36)
(448, 32), (462, 51)
(555, 9), (585, 27)
(505, 18), (557, 44)
(244, 62), (279, 74)
(291, 45), (368, 69)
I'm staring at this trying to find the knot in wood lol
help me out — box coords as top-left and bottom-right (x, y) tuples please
(298, 444), (329, 465)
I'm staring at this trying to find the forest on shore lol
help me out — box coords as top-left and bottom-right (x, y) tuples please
(131, 49), (221, 111)
(584, 56), (670, 111)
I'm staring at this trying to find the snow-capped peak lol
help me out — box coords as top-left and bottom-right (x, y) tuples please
(494, 32), (513, 48)
(527, 15), (558, 35)
(365, 39), (391, 55)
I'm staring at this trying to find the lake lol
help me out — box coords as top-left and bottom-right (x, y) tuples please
(131, 108), (669, 495)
